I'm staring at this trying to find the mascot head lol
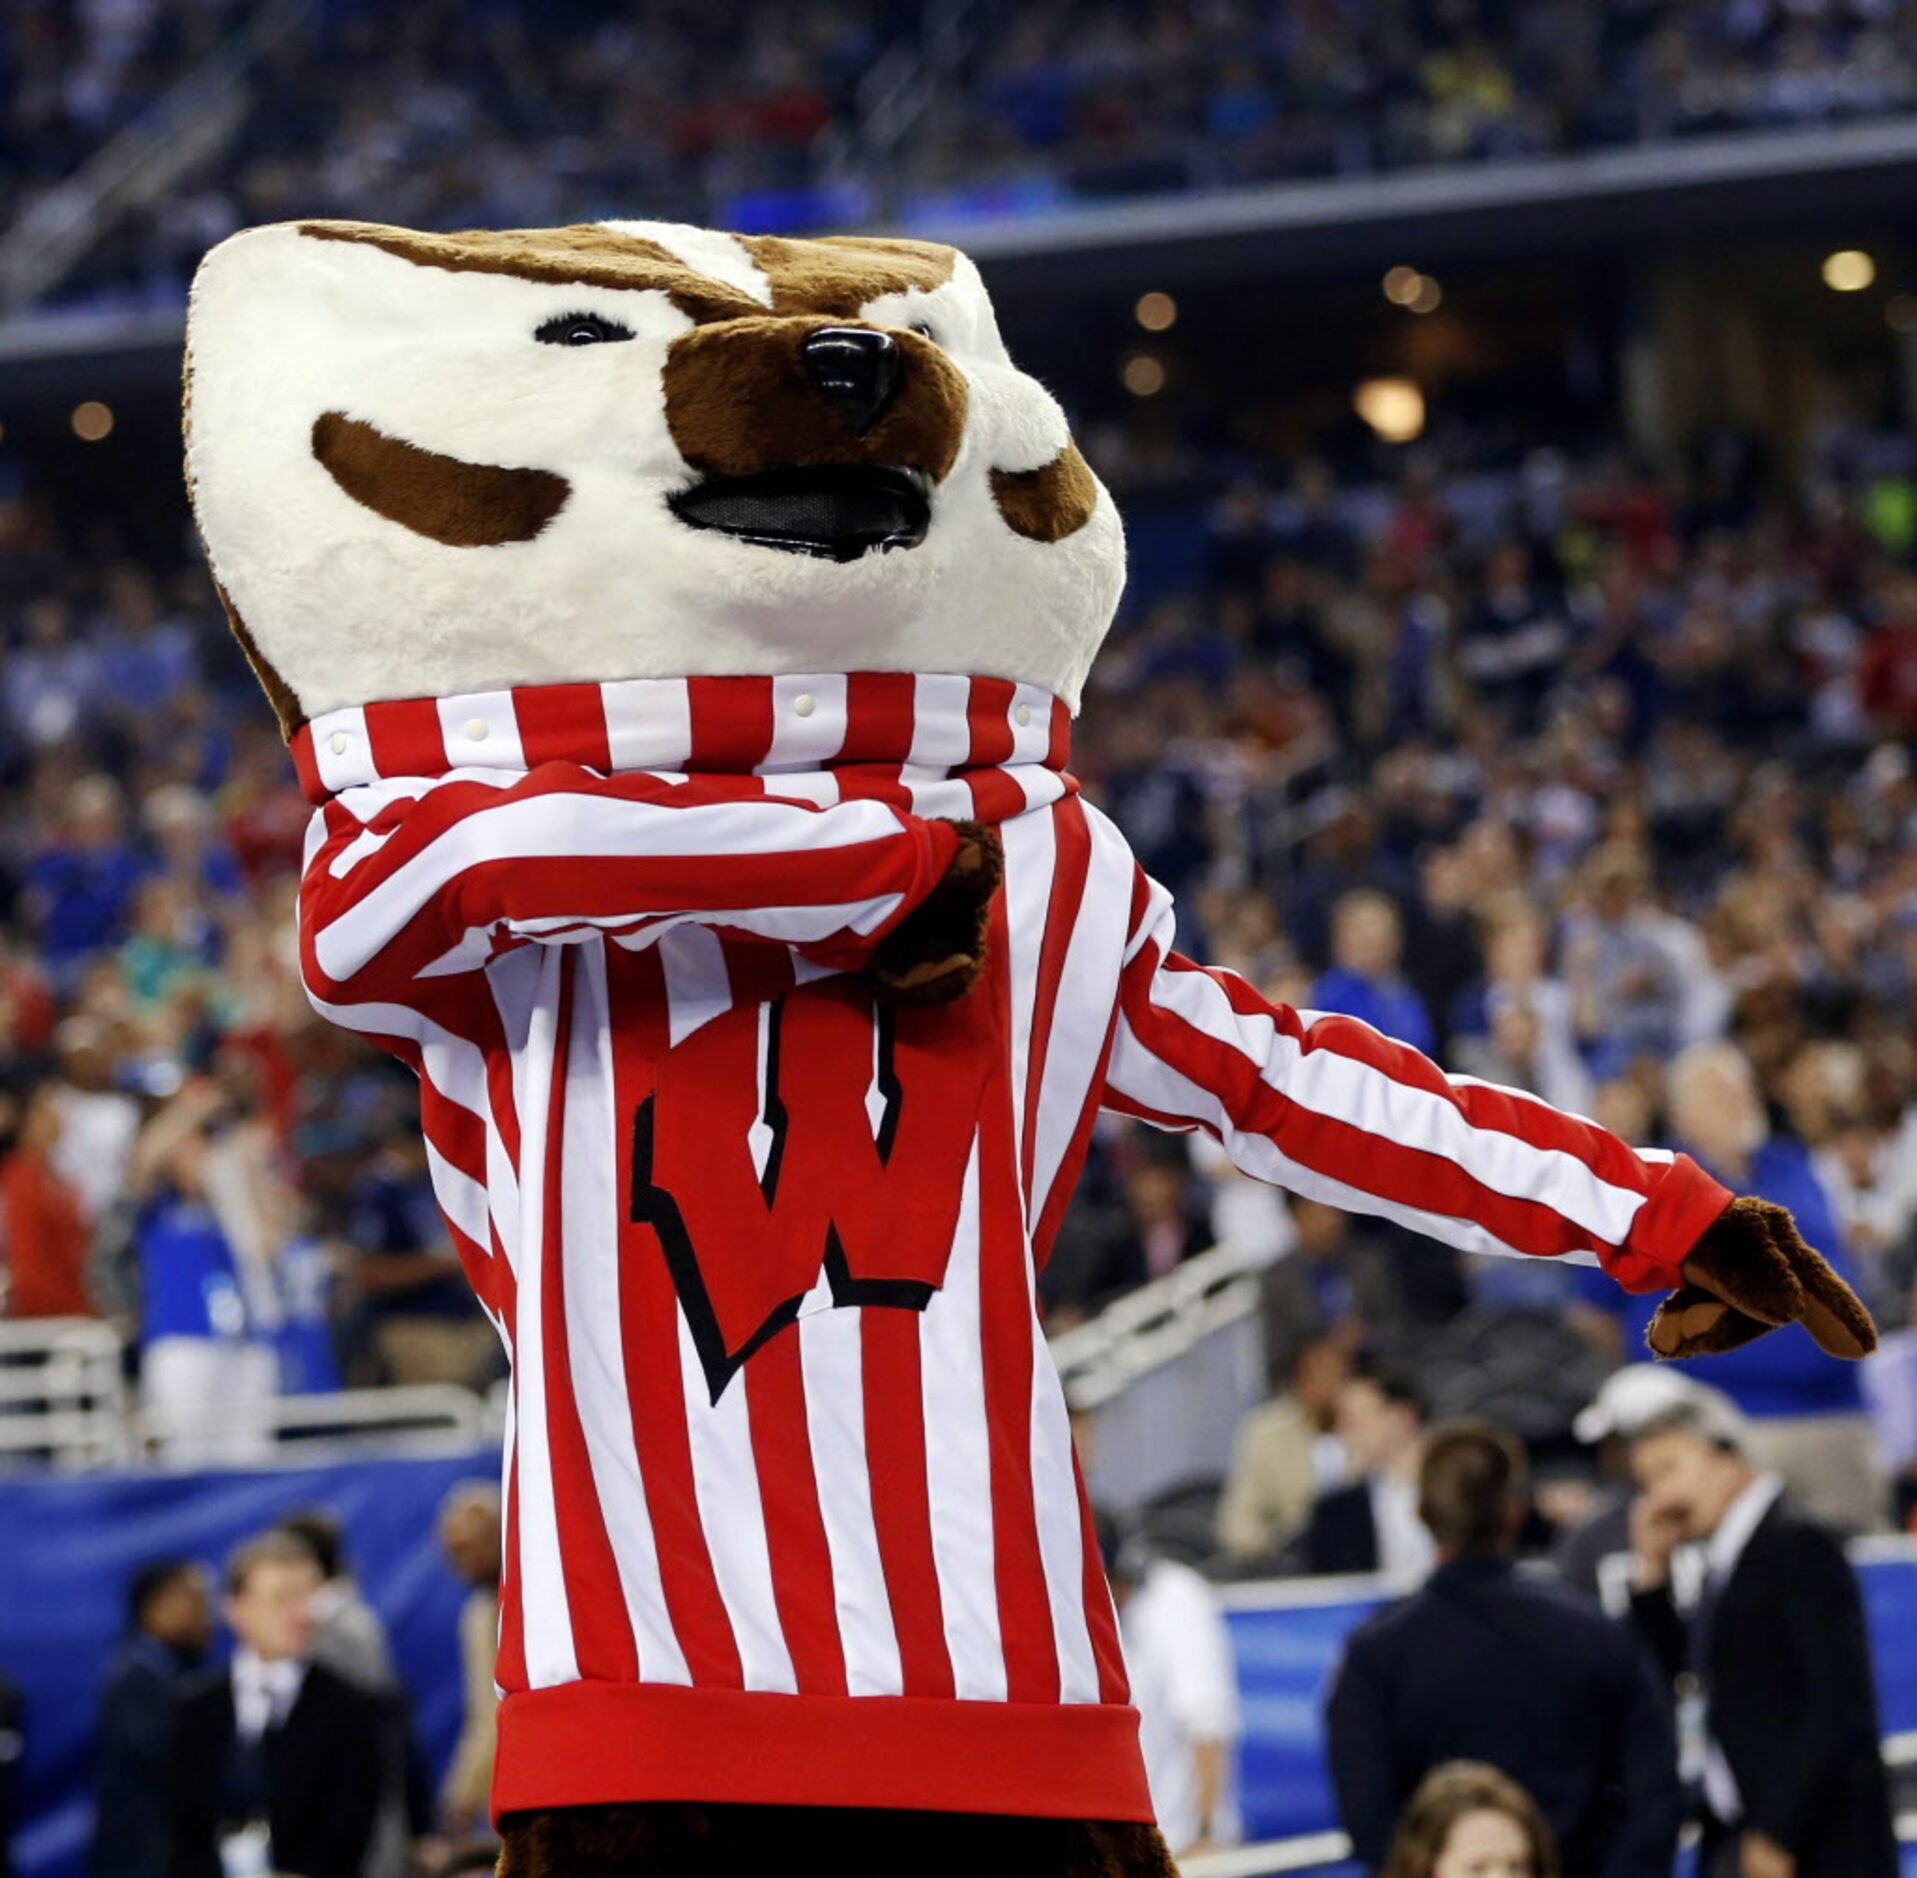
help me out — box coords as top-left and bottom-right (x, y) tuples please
(184, 219), (1124, 732)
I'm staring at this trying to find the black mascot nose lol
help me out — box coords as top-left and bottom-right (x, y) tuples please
(799, 326), (900, 436)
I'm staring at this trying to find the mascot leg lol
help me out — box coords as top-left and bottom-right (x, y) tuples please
(498, 1803), (1179, 1876)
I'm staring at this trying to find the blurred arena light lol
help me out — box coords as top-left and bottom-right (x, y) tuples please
(1352, 376), (1425, 442)
(1133, 290), (1178, 332)
(1122, 350), (1167, 396)
(1383, 266), (1442, 313)
(69, 400), (114, 440)
(1382, 265), (1422, 304)
(1822, 248), (1876, 292)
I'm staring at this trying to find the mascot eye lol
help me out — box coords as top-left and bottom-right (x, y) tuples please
(535, 312), (634, 347)
(909, 321), (938, 343)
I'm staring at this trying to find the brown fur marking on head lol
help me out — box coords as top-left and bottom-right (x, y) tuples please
(213, 577), (304, 737)
(741, 234), (958, 318)
(296, 220), (764, 324)
(990, 443), (1098, 543)
(663, 317), (968, 482)
(312, 410), (571, 548)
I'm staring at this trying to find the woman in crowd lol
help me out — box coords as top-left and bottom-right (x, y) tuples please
(1381, 1762), (1561, 1878)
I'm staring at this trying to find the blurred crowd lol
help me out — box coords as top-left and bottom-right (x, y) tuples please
(18, 0), (1917, 309)
(79, 1489), (501, 1878)
(0, 498), (507, 1439)
(9, 399), (1917, 1513)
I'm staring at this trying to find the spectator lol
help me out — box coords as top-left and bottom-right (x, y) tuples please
(0, 1672), (17, 1878)
(93, 1559), (214, 1878)
(0, 1079), (92, 1318)
(24, 777), (146, 994)
(117, 1081), (284, 1458)
(346, 1132), (499, 1391)
(1553, 1365), (1739, 1614)
(1216, 1328), (1351, 1564)
(1561, 847), (1715, 1072)
(1290, 1357), (1433, 1579)
(172, 1531), (384, 1878)
(437, 1483), (503, 1839)
(1379, 1761), (1562, 1878)
(278, 1511), (424, 1878)
(44, 1018), (139, 1231)
(1101, 1515), (1240, 1859)
(1625, 1392), (1898, 1877)
(1326, 1421), (1682, 1877)
(1257, 1197), (1411, 1373)
(1310, 890), (1436, 1055)
(1594, 1040), (1885, 1532)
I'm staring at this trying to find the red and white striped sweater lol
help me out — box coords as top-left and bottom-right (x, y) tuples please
(294, 671), (1733, 1824)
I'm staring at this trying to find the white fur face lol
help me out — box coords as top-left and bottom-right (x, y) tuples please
(184, 218), (1125, 728)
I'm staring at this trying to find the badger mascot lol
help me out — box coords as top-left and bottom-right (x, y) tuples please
(183, 220), (1875, 1876)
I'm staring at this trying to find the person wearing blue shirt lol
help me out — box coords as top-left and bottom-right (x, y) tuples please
(1308, 888), (1436, 1057)
(1581, 1041), (1883, 1533)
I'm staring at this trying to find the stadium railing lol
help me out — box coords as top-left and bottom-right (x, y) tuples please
(0, 1315), (490, 1469)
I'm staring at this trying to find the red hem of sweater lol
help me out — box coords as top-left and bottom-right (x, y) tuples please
(491, 1684), (1153, 1824)
(1611, 1153), (1734, 1294)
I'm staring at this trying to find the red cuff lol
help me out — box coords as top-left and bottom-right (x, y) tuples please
(493, 1683), (1152, 1823)
(1605, 1153), (1734, 1294)
(802, 815), (960, 971)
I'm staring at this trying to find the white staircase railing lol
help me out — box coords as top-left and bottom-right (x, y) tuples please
(0, 0), (316, 312)
(0, 1316), (491, 1471)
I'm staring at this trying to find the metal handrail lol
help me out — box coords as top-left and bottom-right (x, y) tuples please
(132, 1383), (488, 1463)
(0, 0), (315, 311)
(1048, 1241), (1263, 1409)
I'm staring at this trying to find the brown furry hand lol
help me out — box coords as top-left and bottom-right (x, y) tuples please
(1645, 1195), (1877, 1362)
(865, 820), (1003, 1006)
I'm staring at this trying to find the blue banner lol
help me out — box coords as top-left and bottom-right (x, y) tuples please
(3, 1457), (1910, 1877)
(0, 1450), (497, 1878)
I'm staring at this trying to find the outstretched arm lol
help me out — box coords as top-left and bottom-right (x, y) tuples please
(1102, 869), (1874, 1355)
(298, 764), (987, 1003)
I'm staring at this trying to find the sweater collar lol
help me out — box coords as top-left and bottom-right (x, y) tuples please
(290, 671), (1072, 806)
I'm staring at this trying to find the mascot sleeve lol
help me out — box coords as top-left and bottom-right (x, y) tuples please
(297, 763), (964, 1001)
(1102, 855), (1875, 1363)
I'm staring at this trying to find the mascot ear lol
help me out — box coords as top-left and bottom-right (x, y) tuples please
(1646, 1196), (1877, 1361)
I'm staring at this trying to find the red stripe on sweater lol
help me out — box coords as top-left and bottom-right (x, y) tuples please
(687, 675), (774, 772)
(966, 677), (1018, 767)
(742, 1332), (851, 1697)
(605, 945), (747, 1690)
(860, 1308), (956, 1698)
(516, 682), (613, 773)
(974, 903), (1061, 1704)
(1074, 1465), (1130, 1704)
(366, 696), (445, 779)
(495, 1404), (529, 1693)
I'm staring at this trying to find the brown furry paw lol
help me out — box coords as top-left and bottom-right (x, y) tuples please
(866, 819), (1002, 1006)
(1646, 1196), (1877, 1362)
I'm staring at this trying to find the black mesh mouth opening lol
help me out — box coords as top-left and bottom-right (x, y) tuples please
(669, 465), (931, 562)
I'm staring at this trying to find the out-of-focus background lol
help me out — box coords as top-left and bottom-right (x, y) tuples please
(6, 3), (1917, 1875)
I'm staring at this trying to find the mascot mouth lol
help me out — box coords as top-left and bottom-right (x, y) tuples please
(669, 465), (931, 562)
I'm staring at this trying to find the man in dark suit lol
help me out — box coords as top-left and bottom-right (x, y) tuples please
(172, 1530), (384, 1878)
(1325, 1420), (1683, 1878)
(1626, 1394), (1897, 1878)
(94, 1558), (214, 1878)
(1290, 1357), (1431, 1578)
(0, 1670), (20, 1878)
